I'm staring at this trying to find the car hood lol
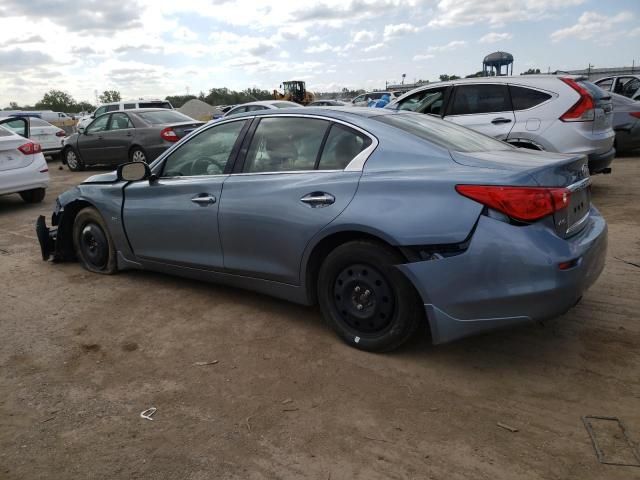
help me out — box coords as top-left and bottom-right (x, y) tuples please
(82, 171), (119, 184)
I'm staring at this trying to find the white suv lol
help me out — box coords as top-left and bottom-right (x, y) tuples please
(388, 76), (615, 174)
(76, 99), (174, 130)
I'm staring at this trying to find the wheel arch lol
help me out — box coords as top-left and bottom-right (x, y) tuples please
(302, 228), (410, 305)
(128, 144), (147, 160)
(55, 199), (98, 260)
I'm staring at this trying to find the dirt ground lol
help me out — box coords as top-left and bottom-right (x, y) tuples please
(1, 155), (639, 480)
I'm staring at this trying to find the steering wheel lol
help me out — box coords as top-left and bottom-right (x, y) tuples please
(190, 156), (226, 176)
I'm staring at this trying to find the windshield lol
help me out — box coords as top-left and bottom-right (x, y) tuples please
(373, 112), (512, 152)
(274, 102), (302, 108)
(136, 110), (194, 125)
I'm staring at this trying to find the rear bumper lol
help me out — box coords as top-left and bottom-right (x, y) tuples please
(397, 208), (607, 344)
(587, 147), (615, 174)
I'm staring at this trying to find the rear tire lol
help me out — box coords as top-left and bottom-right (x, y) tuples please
(130, 147), (147, 163)
(65, 147), (84, 171)
(317, 240), (423, 352)
(19, 188), (46, 203)
(72, 207), (117, 274)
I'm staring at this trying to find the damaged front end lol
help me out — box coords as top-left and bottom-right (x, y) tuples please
(36, 214), (57, 261)
(36, 196), (76, 262)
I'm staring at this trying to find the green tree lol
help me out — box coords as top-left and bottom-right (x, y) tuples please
(35, 90), (77, 111)
(439, 74), (461, 82)
(76, 101), (95, 113)
(521, 68), (541, 75)
(165, 95), (197, 108)
(465, 71), (484, 78)
(99, 90), (122, 103)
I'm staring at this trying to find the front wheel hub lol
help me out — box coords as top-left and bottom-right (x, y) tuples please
(333, 264), (394, 333)
(80, 223), (108, 268)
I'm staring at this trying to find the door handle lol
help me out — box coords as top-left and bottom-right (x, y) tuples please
(191, 194), (216, 206)
(491, 117), (512, 124)
(300, 192), (335, 208)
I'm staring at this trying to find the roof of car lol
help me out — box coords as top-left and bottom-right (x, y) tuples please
(233, 100), (300, 107)
(111, 108), (181, 114)
(224, 106), (396, 123)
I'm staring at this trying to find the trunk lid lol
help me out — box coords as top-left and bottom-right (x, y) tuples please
(451, 148), (591, 237)
(0, 134), (35, 171)
(166, 121), (205, 139)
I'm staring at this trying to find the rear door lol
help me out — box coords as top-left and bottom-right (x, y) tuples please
(122, 119), (248, 269)
(444, 83), (515, 140)
(76, 114), (111, 164)
(101, 112), (135, 164)
(219, 116), (372, 284)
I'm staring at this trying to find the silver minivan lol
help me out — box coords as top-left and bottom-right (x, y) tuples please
(388, 76), (615, 173)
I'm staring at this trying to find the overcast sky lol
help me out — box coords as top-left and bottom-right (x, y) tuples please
(0, 0), (638, 106)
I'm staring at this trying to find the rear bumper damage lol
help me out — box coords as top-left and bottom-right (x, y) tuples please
(397, 208), (607, 344)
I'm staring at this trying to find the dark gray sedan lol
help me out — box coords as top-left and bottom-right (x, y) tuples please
(37, 108), (606, 352)
(611, 93), (640, 152)
(62, 109), (204, 170)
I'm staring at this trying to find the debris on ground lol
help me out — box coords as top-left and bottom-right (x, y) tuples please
(193, 360), (219, 366)
(140, 407), (157, 421)
(497, 422), (519, 433)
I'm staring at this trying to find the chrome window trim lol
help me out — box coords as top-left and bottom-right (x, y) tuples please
(230, 113), (379, 174)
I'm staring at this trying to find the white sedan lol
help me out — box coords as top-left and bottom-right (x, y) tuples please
(0, 119), (49, 203)
(0, 116), (66, 158)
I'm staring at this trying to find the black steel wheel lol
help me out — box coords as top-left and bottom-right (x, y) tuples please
(317, 240), (424, 352)
(72, 207), (117, 274)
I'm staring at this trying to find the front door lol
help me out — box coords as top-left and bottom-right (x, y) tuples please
(219, 116), (371, 284)
(444, 83), (515, 140)
(122, 119), (248, 269)
(77, 114), (111, 164)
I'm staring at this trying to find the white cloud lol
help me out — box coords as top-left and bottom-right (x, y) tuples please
(479, 32), (512, 44)
(352, 30), (375, 43)
(427, 40), (466, 52)
(429, 0), (586, 27)
(304, 42), (335, 53)
(383, 23), (420, 40)
(551, 11), (633, 42)
(364, 43), (385, 52)
(172, 26), (198, 41)
(413, 54), (434, 61)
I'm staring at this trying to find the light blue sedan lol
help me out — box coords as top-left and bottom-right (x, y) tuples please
(36, 108), (606, 351)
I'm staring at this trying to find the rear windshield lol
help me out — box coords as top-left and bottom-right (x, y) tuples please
(136, 110), (193, 125)
(138, 102), (173, 109)
(373, 113), (512, 152)
(273, 102), (302, 108)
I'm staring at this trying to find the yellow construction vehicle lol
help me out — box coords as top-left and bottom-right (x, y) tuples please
(273, 81), (315, 105)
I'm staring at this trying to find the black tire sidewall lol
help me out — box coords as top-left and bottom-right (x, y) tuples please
(65, 147), (84, 171)
(19, 188), (45, 203)
(317, 241), (422, 352)
(72, 207), (117, 274)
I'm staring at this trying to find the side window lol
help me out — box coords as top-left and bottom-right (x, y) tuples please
(94, 106), (107, 117)
(124, 103), (136, 110)
(595, 78), (613, 91)
(109, 113), (134, 130)
(227, 106), (246, 116)
(87, 114), (110, 133)
(162, 120), (246, 177)
(3, 118), (28, 137)
(509, 86), (552, 111)
(243, 117), (329, 173)
(106, 104), (120, 112)
(397, 88), (447, 115)
(449, 84), (511, 115)
(621, 78), (640, 98)
(353, 95), (365, 103)
(246, 105), (267, 112)
(318, 124), (371, 170)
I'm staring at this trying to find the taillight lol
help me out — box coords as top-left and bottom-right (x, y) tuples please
(559, 77), (595, 122)
(55, 130), (66, 137)
(18, 142), (42, 155)
(160, 127), (179, 142)
(630, 112), (640, 119)
(455, 185), (571, 222)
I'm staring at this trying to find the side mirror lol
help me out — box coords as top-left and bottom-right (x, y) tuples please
(117, 161), (150, 182)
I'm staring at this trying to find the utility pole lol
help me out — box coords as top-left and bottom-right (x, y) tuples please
(401, 73), (406, 85)
(587, 63), (594, 79)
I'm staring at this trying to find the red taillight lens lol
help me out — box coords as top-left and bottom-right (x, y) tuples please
(55, 130), (66, 137)
(160, 127), (179, 142)
(455, 185), (571, 222)
(630, 112), (640, 119)
(559, 77), (595, 122)
(18, 142), (42, 155)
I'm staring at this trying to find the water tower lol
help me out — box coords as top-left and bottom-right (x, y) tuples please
(483, 51), (514, 76)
